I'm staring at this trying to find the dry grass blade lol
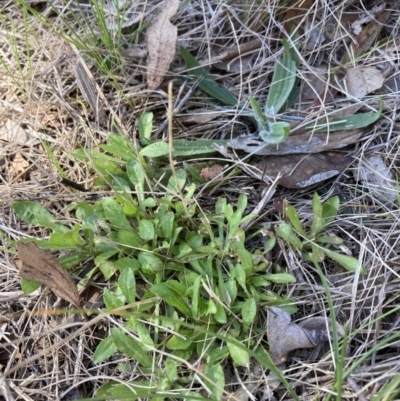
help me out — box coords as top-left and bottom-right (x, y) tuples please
(16, 242), (81, 307)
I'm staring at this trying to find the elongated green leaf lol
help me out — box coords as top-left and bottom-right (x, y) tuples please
(310, 99), (383, 132)
(227, 339), (250, 366)
(100, 133), (135, 161)
(12, 201), (68, 233)
(242, 298), (257, 328)
(275, 223), (303, 250)
(138, 112), (153, 141)
(93, 336), (118, 363)
(322, 196), (340, 227)
(161, 211), (175, 239)
(118, 267), (136, 304)
(322, 248), (366, 274)
(249, 95), (268, 130)
(166, 330), (194, 350)
(315, 235), (343, 245)
(140, 141), (169, 157)
(264, 273), (296, 283)
(150, 282), (192, 316)
(171, 139), (228, 156)
(265, 39), (297, 115)
(309, 192), (323, 239)
(96, 380), (157, 400)
(285, 204), (306, 237)
(111, 328), (153, 368)
(181, 46), (238, 106)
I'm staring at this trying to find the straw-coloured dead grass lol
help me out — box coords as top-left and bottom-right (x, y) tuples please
(1, 0), (400, 400)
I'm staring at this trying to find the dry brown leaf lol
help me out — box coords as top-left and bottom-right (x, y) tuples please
(341, 10), (390, 65)
(146, 0), (179, 91)
(283, 0), (312, 34)
(228, 128), (363, 156)
(200, 165), (224, 180)
(9, 152), (29, 180)
(267, 307), (314, 364)
(267, 307), (343, 364)
(355, 154), (397, 202)
(16, 242), (81, 307)
(0, 120), (36, 146)
(345, 66), (384, 99)
(255, 152), (353, 188)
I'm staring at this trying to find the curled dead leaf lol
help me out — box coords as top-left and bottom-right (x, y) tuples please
(267, 307), (343, 364)
(200, 165), (224, 180)
(146, 0), (179, 91)
(16, 242), (81, 307)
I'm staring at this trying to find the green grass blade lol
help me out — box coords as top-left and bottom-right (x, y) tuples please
(180, 46), (238, 106)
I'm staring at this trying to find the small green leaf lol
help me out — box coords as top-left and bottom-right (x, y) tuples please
(275, 223), (303, 250)
(249, 95), (268, 131)
(118, 267), (136, 304)
(138, 252), (164, 273)
(242, 298), (257, 328)
(127, 159), (145, 204)
(103, 288), (124, 310)
(309, 192), (323, 239)
(214, 301), (227, 324)
(167, 169), (187, 193)
(161, 211), (174, 239)
(315, 235), (343, 245)
(138, 112), (153, 141)
(93, 336), (118, 363)
(12, 201), (68, 233)
(21, 278), (41, 295)
(260, 121), (290, 144)
(204, 362), (225, 399)
(322, 247), (366, 274)
(181, 46), (238, 106)
(172, 139), (228, 156)
(111, 329), (153, 368)
(322, 196), (340, 227)
(285, 204), (306, 237)
(264, 273), (296, 283)
(226, 337), (249, 366)
(166, 331), (194, 350)
(100, 133), (135, 161)
(102, 197), (133, 230)
(150, 282), (192, 316)
(140, 142), (169, 157)
(138, 219), (155, 241)
(114, 257), (141, 272)
(238, 248), (253, 275)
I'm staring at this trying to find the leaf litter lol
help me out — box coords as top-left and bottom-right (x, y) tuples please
(16, 242), (81, 307)
(146, 0), (179, 91)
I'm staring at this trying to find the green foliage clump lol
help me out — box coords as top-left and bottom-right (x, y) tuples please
(13, 132), (298, 399)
